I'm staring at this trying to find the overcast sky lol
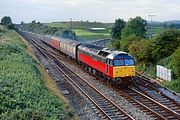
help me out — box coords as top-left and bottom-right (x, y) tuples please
(0, 0), (180, 23)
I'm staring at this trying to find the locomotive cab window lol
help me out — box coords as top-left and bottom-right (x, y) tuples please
(113, 60), (124, 66)
(125, 59), (134, 66)
(113, 59), (134, 66)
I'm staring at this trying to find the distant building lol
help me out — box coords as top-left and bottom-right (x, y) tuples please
(89, 28), (106, 31)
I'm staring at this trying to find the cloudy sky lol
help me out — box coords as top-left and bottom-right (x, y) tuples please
(0, 0), (180, 23)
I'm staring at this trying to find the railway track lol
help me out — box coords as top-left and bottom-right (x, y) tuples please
(133, 75), (180, 114)
(20, 31), (180, 120)
(136, 73), (180, 102)
(81, 66), (180, 119)
(20, 32), (135, 120)
(121, 86), (179, 120)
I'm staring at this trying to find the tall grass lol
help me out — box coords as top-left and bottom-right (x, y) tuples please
(0, 30), (76, 119)
(162, 79), (180, 93)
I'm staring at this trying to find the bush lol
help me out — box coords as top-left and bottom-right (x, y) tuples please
(120, 34), (140, 51)
(109, 39), (120, 50)
(128, 39), (154, 65)
(172, 46), (180, 78)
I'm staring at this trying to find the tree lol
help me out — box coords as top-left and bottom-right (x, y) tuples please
(128, 39), (154, 64)
(1, 16), (14, 29)
(153, 29), (180, 60)
(32, 20), (36, 24)
(109, 39), (120, 50)
(120, 34), (141, 51)
(121, 16), (147, 38)
(163, 23), (168, 29)
(21, 21), (25, 25)
(111, 18), (126, 39)
(62, 30), (76, 39)
(172, 46), (180, 78)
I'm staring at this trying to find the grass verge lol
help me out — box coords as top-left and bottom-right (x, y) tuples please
(162, 79), (180, 93)
(137, 63), (180, 93)
(0, 28), (77, 119)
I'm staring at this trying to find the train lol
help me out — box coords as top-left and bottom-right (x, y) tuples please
(24, 31), (135, 83)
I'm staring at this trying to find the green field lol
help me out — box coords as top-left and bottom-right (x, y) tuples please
(151, 27), (165, 33)
(45, 21), (111, 41)
(0, 27), (76, 119)
(72, 29), (111, 41)
(147, 27), (166, 36)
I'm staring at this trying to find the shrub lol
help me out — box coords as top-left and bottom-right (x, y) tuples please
(120, 34), (140, 52)
(172, 46), (180, 78)
(128, 39), (154, 65)
(109, 39), (120, 50)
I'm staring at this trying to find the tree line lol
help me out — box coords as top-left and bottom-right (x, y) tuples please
(19, 20), (76, 39)
(0, 16), (76, 39)
(110, 16), (180, 79)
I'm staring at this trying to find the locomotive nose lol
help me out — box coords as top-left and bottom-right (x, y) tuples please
(113, 66), (135, 78)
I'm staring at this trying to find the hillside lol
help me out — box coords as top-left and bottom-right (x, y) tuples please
(45, 21), (110, 29)
(44, 21), (112, 41)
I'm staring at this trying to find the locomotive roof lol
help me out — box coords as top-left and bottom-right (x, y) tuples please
(79, 43), (134, 59)
(106, 50), (134, 59)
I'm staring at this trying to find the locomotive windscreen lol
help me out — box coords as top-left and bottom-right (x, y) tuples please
(113, 54), (134, 66)
(113, 59), (134, 66)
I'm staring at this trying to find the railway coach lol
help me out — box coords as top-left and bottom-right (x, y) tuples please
(43, 35), (81, 59)
(44, 35), (51, 45)
(50, 36), (60, 50)
(59, 38), (80, 59)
